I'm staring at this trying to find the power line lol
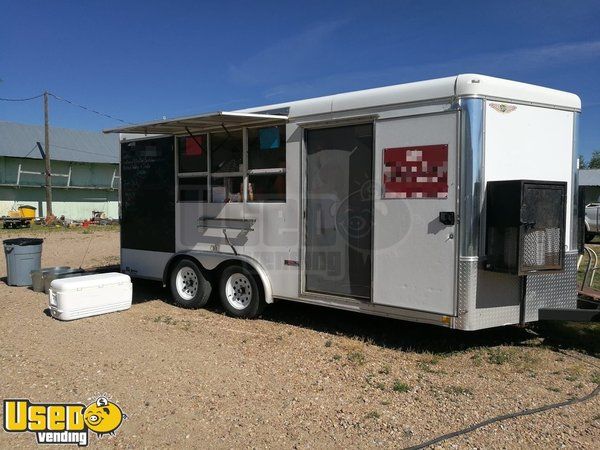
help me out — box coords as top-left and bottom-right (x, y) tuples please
(19, 143), (115, 162)
(0, 91), (132, 124)
(0, 93), (44, 102)
(51, 143), (117, 160)
(23, 144), (39, 158)
(47, 92), (133, 125)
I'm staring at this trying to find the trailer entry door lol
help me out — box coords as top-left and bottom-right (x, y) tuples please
(372, 113), (458, 315)
(305, 124), (373, 300)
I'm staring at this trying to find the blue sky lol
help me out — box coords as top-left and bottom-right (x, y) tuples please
(1, 0), (599, 159)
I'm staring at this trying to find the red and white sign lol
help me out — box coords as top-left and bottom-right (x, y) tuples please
(383, 144), (448, 199)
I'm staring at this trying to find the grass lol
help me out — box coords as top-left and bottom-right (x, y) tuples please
(577, 241), (600, 291)
(487, 347), (515, 365)
(347, 351), (366, 365)
(0, 222), (120, 235)
(444, 386), (473, 396)
(365, 410), (380, 420)
(535, 321), (600, 357)
(378, 364), (391, 375)
(363, 369), (388, 391)
(591, 371), (600, 384)
(152, 315), (192, 331)
(564, 365), (583, 382)
(417, 362), (438, 373)
(416, 354), (447, 374)
(470, 350), (484, 366)
(480, 347), (542, 373)
(154, 315), (177, 325)
(392, 380), (410, 393)
(420, 354), (443, 365)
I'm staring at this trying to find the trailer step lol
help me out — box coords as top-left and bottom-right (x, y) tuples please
(578, 288), (600, 301)
(539, 307), (600, 322)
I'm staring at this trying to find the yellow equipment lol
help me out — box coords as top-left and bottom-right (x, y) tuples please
(18, 205), (36, 219)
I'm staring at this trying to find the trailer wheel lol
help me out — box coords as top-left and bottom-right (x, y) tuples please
(170, 259), (211, 309)
(585, 231), (594, 243)
(219, 265), (265, 318)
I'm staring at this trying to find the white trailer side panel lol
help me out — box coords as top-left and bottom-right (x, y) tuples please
(121, 248), (173, 280)
(372, 113), (458, 315)
(484, 102), (575, 248)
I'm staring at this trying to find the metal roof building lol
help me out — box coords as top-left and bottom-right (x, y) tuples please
(579, 169), (600, 205)
(579, 169), (600, 187)
(0, 121), (119, 220)
(0, 121), (118, 163)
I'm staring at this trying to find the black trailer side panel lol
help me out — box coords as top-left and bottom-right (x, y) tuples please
(121, 137), (175, 253)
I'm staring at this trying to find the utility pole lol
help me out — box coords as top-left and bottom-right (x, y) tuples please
(44, 91), (53, 217)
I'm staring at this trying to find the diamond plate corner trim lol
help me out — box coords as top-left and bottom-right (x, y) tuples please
(455, 257), (478, 330)
(524, 251), (578, 323)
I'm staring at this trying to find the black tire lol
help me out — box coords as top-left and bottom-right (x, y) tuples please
(169, 259), (212, 309)
(586, 231), (594, 243)
(218, 265), (266, 318)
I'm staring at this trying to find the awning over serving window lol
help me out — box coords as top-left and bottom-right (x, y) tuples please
(103, 111), (288, 135)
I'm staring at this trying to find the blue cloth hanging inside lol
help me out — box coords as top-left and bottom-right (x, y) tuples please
(259, 127), (280, 150)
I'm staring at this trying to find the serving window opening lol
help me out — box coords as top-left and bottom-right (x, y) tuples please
(178, 134), (207, 173)
(176, 125), (286, 203)
(248, 126), (286, 202)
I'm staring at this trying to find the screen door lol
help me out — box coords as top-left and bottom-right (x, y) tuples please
(305, 123), (373, 299)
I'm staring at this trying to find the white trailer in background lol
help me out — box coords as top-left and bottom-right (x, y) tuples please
(105, 74), (584, 330)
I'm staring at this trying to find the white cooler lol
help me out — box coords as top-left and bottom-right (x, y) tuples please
(48, 272), (132, 321)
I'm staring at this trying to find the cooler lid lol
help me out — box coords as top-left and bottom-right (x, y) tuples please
(50, 272), (131, 291)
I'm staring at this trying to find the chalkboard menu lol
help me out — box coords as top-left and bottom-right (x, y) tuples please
(121, 137), (175, 253)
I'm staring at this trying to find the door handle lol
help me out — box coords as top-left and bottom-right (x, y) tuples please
(439, 211), (455, 226)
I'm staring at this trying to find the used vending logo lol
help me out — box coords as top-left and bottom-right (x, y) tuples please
(3, 396), (126, 446)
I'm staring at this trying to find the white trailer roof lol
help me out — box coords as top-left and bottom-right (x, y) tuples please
(104, 74), (580, 135)
(238, 74), (580, 118)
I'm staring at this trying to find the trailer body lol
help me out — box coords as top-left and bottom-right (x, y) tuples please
(107, 74), (581, 330)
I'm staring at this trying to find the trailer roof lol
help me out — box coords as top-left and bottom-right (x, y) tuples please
(237, 74), (580, 117)
(103, 111), (287, 135)
(105, 74), (580, 135)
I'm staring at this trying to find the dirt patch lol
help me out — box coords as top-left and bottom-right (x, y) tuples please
(0, 229), (599, 448)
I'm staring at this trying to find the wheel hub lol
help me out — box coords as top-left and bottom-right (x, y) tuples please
(225, 273), (252, 310)
(176, 267), (198, 301)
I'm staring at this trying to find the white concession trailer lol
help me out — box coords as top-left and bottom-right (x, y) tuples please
(105, 74), (583, 330)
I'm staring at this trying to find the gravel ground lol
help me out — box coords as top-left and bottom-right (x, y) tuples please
(0, 227), (599, 449)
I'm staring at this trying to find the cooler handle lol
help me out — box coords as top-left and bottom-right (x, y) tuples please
(49, 289), (57, 306)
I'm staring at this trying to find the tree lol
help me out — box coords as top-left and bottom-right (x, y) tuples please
(587, 151), (600, 169)
(579, 154), (587, 169)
